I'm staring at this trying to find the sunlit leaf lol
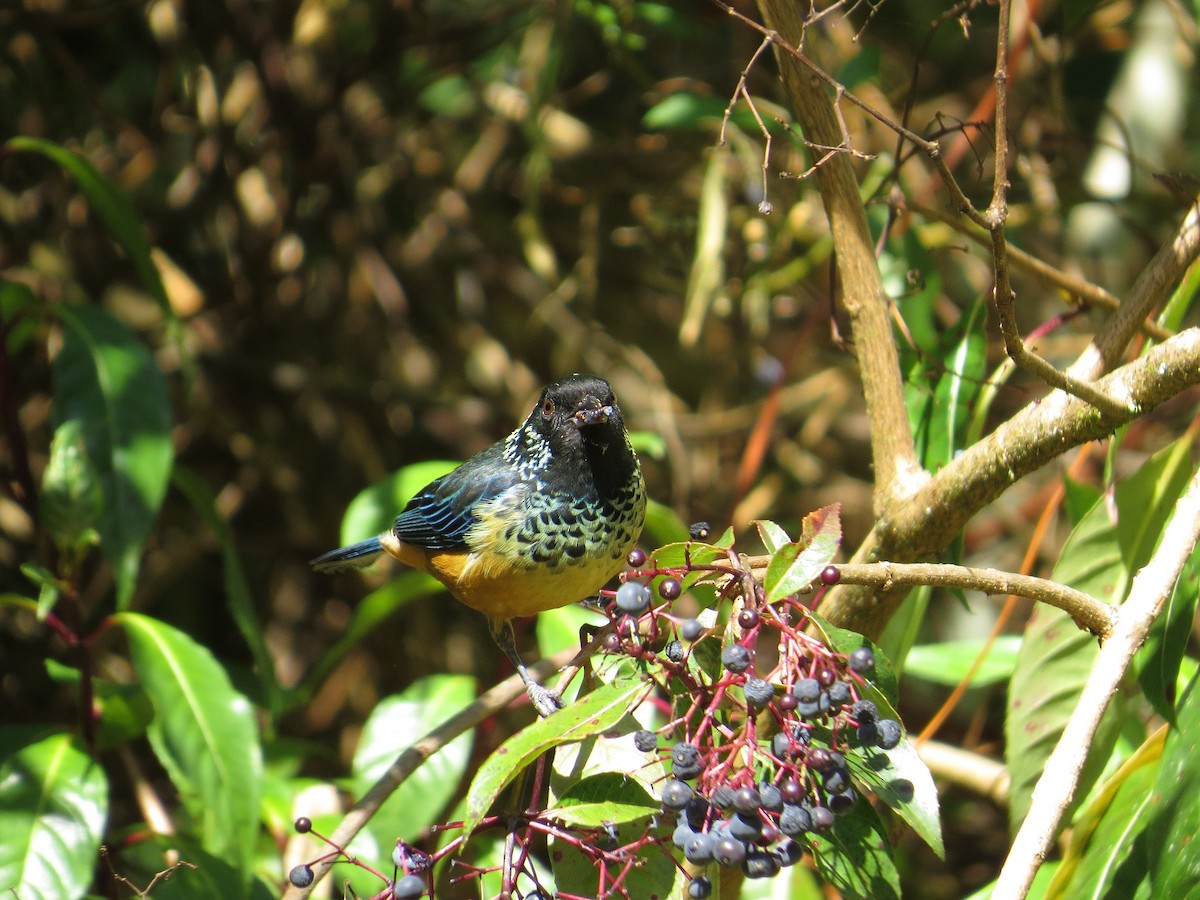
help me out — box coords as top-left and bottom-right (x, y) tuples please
(0, 732), (108, 900)
(119, 613), (261, 893)
(764, 504), (842, 602)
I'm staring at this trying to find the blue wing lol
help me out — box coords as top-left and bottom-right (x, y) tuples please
(392, 447), (522, 550)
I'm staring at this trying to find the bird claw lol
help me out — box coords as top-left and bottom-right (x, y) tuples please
(526, 682), (564, 717)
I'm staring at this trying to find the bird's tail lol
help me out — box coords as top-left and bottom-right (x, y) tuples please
(310, 537), (384, 573)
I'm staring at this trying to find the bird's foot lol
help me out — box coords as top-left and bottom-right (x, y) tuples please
(524, 679), (564, 717)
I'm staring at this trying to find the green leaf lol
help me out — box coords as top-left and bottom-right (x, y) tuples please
(640, 497), (690, 545)
(6, 137), (174, 320)
(924, 299), (987, 472)
(352, 675), (476, 846)
(53, 304), (173, 607)
(1005, 502), (1123, 835)
(807, 799), (901, 900)
(118, 613), (261, 893)
(171, 467), (282, 715)
(1137, 542), (1200, 722)
(546, 772), (659, 827)
(642, 92), (727, 129)
(846, 735), (943, 858)
(339, 460), (458, 543)
(753, 518), (791, 554)
(549, 725), (666, 825)
(904, 636), (1022, 688)
(39, 419), (102, 554)
(764, 504), (843, 602)
(1050, 726), (1164, 898)
(0, 731), (108, 900)
(462, 675), (651, 836)
(1140, 673), (1200, 893)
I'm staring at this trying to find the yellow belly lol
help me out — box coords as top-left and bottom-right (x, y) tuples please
(380, 532), (634, 620)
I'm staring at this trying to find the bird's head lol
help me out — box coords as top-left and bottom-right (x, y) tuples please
(530, 374), (625, 451)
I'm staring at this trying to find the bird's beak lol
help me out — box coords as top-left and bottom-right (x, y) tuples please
(573, 399), (613, 426)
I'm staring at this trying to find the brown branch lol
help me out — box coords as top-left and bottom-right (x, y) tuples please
(823, 327), (1200, 638)
(749, 0), (923, 509)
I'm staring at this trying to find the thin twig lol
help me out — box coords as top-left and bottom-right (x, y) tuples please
(716, 0), (990, 228)
(911, 202), (1173, 342)
(994, 461), (1200, 898)
(983, 0), (1134, 417)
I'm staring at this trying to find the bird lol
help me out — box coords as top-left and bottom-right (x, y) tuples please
(311, 374), (647, 716)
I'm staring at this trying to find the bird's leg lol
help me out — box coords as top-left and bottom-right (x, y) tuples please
(489, 617), (564, 717)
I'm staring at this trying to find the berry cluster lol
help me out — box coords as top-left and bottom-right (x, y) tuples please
(601, 544), (906, 895)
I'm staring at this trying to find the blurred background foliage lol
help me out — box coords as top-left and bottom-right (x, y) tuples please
(2, 0), (1199, 895)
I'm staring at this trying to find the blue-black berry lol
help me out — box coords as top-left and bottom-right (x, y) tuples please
(778, 804), (811, 836)
(659, 577), (682, 600)
(688, 875), (713, 898)
(681, 618), (704, 641)
(780, 778), (803, 804)
(737, 608), (761, 630)
(877, 718), (903, 749)
(857, 721), (879, 746)
(823, 767), (852, 795)
(690, 521), (713, 541)
(827, 679), (852, 708)
(393, 874), (425, 899)
(722, 644), (752, 674)
(810, 806), (835, 832)
(829, 787), (858, 814)
(660, 778), (694, 810)
(627, 548), (647, 568)
(673, 820), (697, 849)
(616, 581), (651, 614)
(777, 839), (804, 867)
(820, 565), (840, 585)
(793, 678), (820, 703)
(633, 729), (657, 753)
(729, 811), (762, 841)
(851, 699), (878, 724)
(711, 785), (736, 809)
(758, 781), (783, 812)
(848, 646), (876, 674)
(713, 835), (747, 867)
(771, 732), (790, 759)
(742, 850), (781, 879)
(733, 785), (761, 813)
(294, 816), (312, 834)
(672, 743), (704, 780)
(744, 677), (775, 711)
(684, 831), (715, 864)
(288, 865), (314, 888)
(807, 747), (834, 772)
(665, 640), (686, 663)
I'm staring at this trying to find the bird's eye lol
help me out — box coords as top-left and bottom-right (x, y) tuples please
(541, 398), (555, 418)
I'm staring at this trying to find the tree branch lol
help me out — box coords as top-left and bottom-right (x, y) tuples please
(750, 0), (924, 509)
(824, 327), (1200, 637)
